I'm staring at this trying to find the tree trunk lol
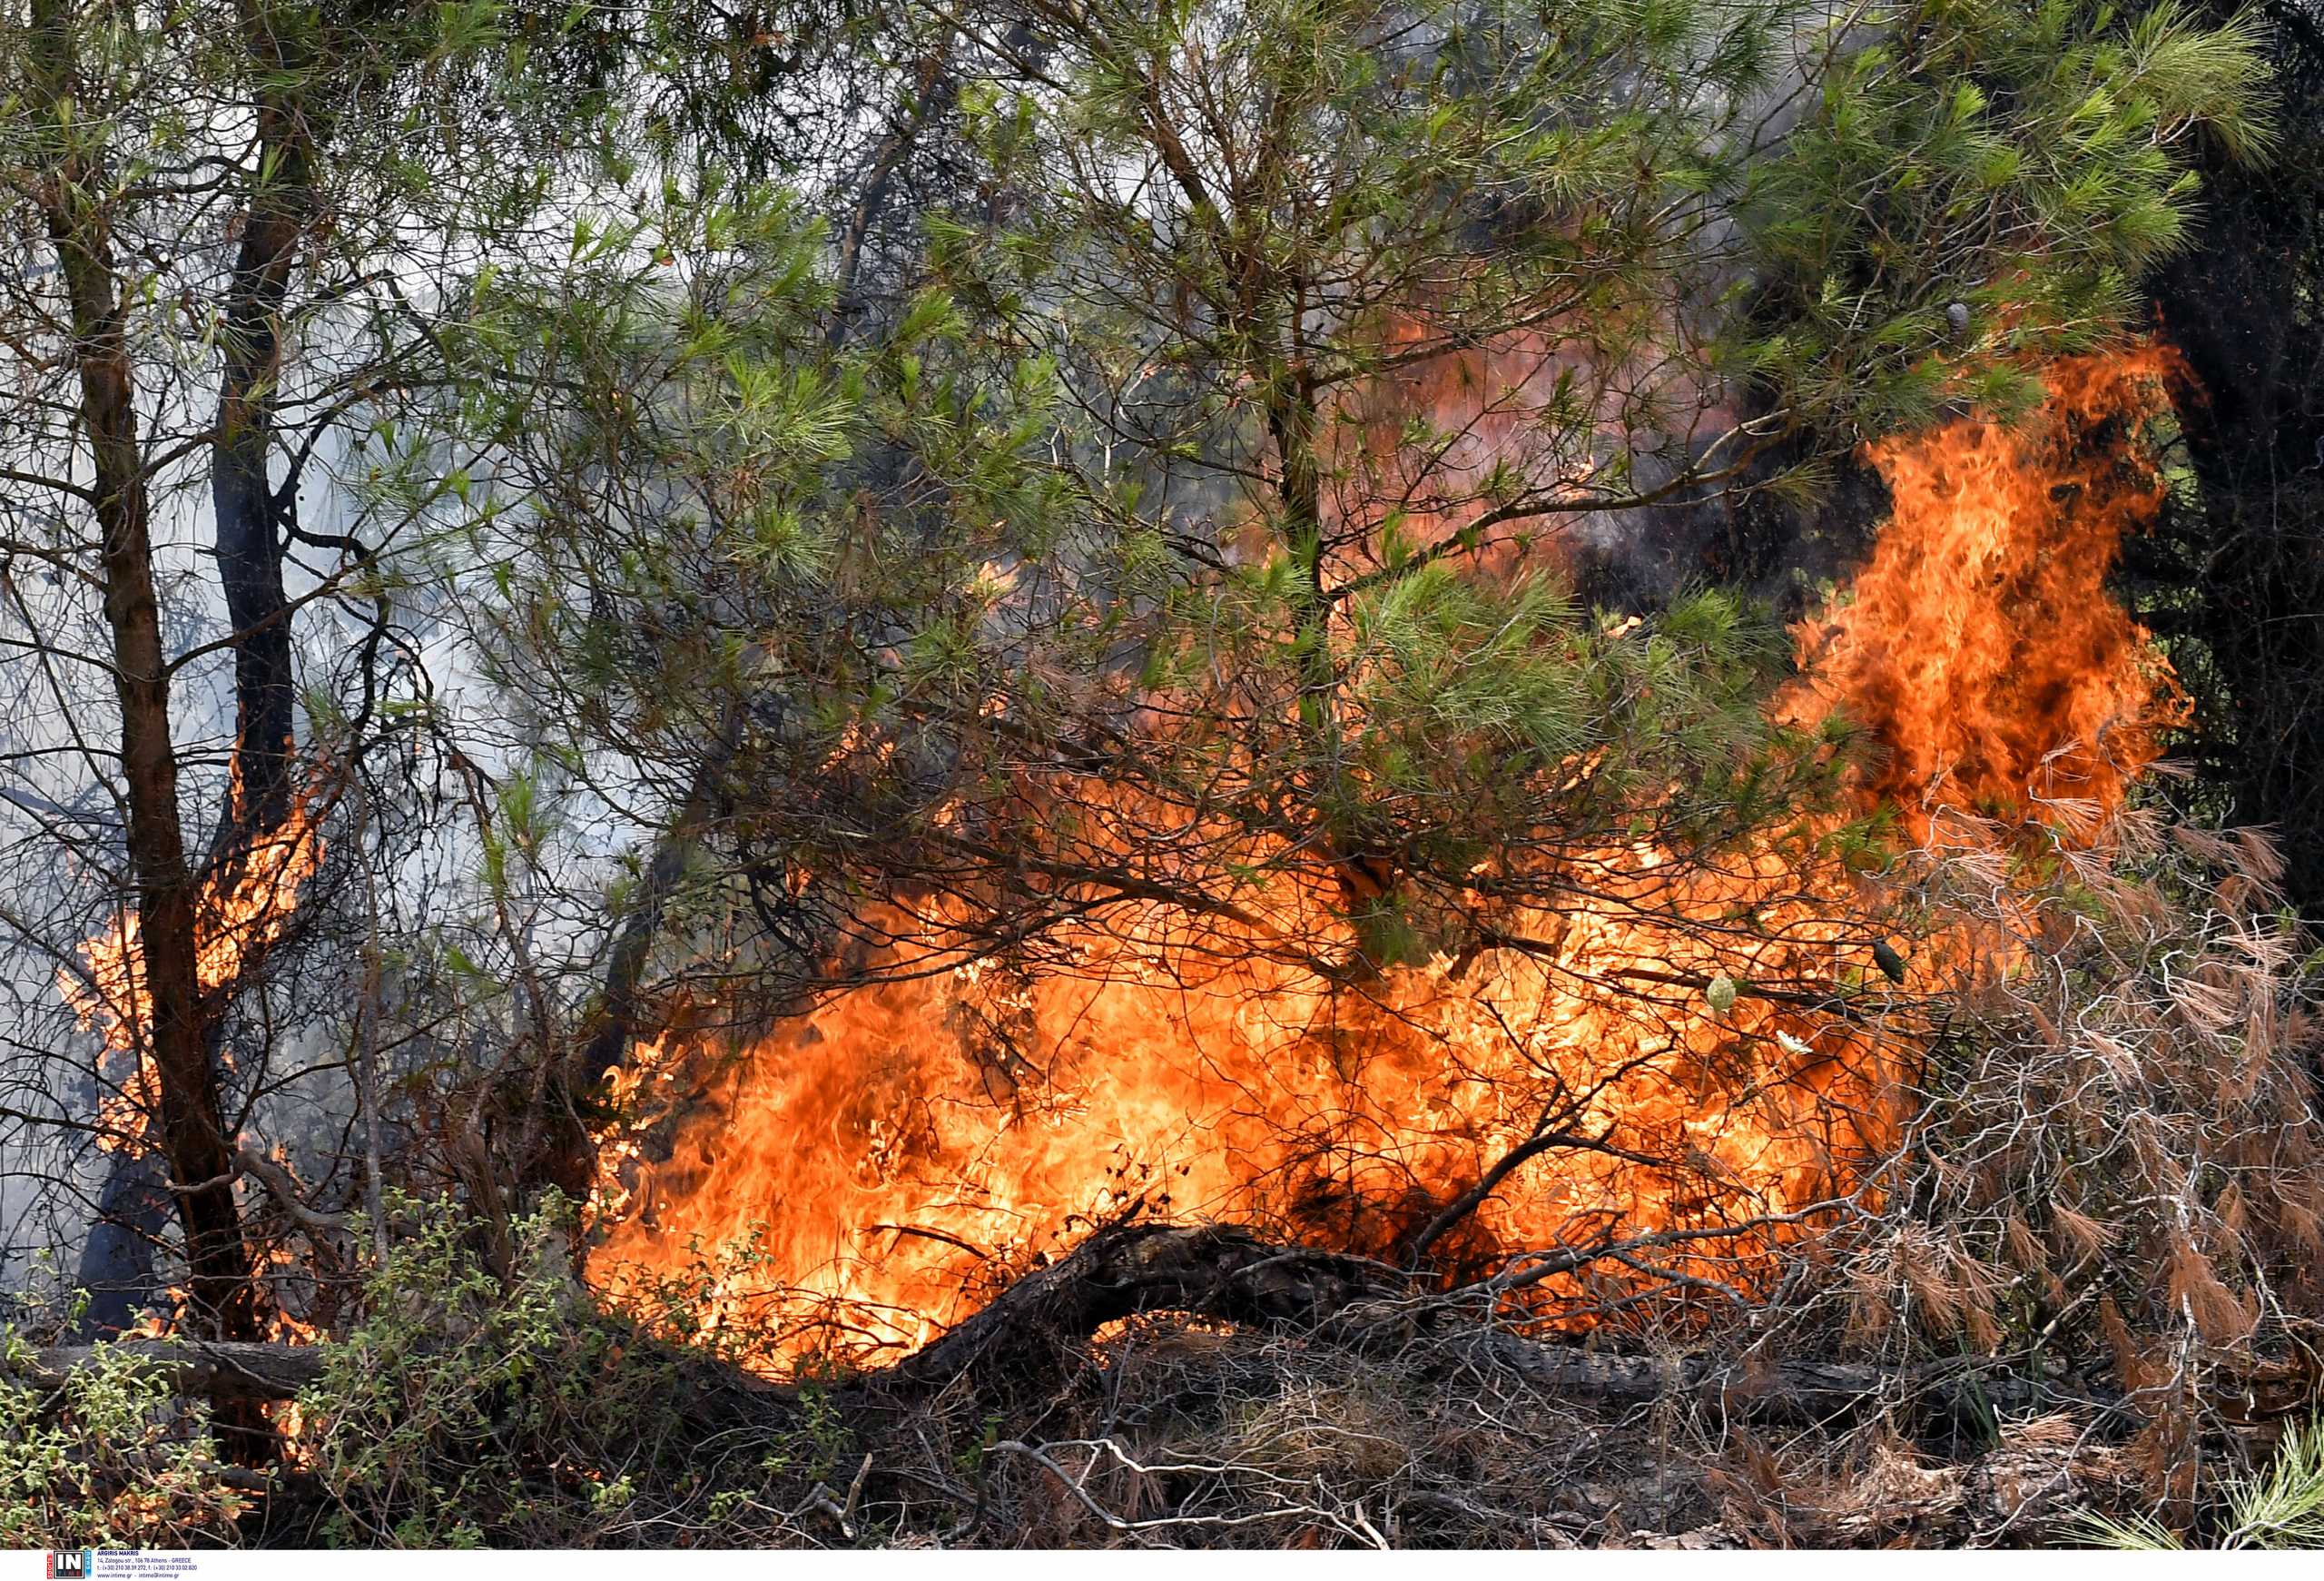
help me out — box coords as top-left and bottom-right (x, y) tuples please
(1263, 380), (1396, 924)
(29, 0), (257, 1345)
(72, 0), (320, 1338)
(209, 72), (310, 838)
(562, 54), (958, 1158)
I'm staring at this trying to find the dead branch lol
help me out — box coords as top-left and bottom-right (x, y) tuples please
(890, 1220), (1395, 1395)
(17, 1339), (329, 1400)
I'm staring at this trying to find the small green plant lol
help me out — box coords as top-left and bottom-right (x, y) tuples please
(302, 1191), (643, 1546)
(299, 1191), (842, 1546)
(0, 1330), (249, 1547)
(2073, 1418), (2324, 1549)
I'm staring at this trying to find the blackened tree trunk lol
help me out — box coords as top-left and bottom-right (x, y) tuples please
(209, 59), (312, 839)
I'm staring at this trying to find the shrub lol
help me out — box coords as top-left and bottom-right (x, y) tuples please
(0, 1325), (249, 1547)
(299, 1191), (838, 1546)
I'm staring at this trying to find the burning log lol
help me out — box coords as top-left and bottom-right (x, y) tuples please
(891, 1220), (1398, 1394)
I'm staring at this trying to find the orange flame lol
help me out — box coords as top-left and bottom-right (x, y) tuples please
(1790, 345), (2188, 823)
(587, 347), (2186, 1372)
(63, 777), (326, 1155)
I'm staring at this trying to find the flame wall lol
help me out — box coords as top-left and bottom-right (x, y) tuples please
(587, 348), (2187, 1372)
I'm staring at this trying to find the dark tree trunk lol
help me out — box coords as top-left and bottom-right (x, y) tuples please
(30, 24), (261, 1464)
(69, 4), (318, 1339)
(572, 741), (733, 1105)
(30, 0), (256, 1348)
(209, 84), (310, 838)
(2140, 0), (2324, 915)
(72, 1153), (170, 1336)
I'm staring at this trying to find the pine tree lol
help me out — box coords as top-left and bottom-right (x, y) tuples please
(477, 0), (2271, 1007)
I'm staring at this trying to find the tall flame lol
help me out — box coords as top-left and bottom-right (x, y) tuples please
(64, 776), (326, 1155)
(588, 348), (2186, 1372)
(1790, 345), (2189, 822)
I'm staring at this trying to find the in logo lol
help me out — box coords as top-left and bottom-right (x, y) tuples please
(45, 1556), (92, 1581)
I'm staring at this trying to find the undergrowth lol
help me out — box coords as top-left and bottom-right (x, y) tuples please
(5, 818), (2323, 1548)
(0, 1312), (251, 1547)
(294, 1192), (849, 1546)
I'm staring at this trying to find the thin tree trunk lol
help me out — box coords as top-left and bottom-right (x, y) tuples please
(29, 1), (257, 1344)
(572, 736), (734, 1099)
(73, 1), (321, 1333)
(563, 51), (959, 1149)
(350, 779), (392, 1265)
(209, 71), (310, 838)
(1263, 380), (1392, 919)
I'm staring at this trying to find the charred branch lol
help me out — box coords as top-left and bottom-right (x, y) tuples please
(889, 1220), (1398, 1396)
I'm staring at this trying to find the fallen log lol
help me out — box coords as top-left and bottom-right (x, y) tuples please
(886, 1222), (2124, 1421)
(18, 1339), (329, 1400)
(13, 1222), (2120, 1429)
(18, 1327), (2100, 1423)
(891, 1220), (1394, 1394)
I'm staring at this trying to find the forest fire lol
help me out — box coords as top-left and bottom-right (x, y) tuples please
(1788, 344), (2190, 823)
(585, 348), (2189, 1374)
(62, 784), (327, 1156)
(11, 0), (2304, 1548)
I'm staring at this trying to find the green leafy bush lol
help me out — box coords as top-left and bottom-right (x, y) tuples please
(0, 1327), (249, 1547)
(300, 1192), (835, 1547)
